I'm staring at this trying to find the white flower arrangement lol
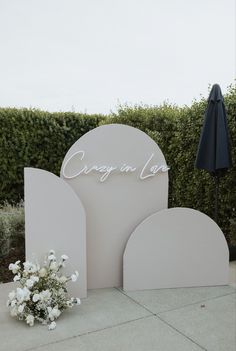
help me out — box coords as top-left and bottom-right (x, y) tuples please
(7, 250), (81, 330)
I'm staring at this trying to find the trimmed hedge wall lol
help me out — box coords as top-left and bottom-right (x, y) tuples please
(0, 202), (24, 257)
(0, 109), (104, 203)
(0, 86), (235, 242)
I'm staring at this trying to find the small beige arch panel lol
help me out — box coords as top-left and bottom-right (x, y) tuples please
(61, 124), (169, 289)
(24, 168), (87, 298)
(123, 208), (229, 291)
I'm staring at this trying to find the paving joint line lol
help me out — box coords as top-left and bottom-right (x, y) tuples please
(116, 288), (236, 351)
(9, 287), (236, 351)
(118, 287), (236, 314)
(116, 288), (207, 350)
(115, 287), (156, 315)
(154, 314), (208, 351)
(23, 315), (153, 351)
(156, 291), (236, 314)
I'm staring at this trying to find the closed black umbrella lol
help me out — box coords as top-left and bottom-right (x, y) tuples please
(195, 84), (232, 222)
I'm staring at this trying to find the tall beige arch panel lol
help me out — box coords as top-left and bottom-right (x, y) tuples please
(61, 124), (169, 289)
(24, 168), (87, 298)
(123, 208), (229, 291)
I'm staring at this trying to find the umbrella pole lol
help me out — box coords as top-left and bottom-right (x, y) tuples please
(214, 175), (219, 223)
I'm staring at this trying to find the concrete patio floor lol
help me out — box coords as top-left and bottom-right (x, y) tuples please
(0, 262), (235, 351)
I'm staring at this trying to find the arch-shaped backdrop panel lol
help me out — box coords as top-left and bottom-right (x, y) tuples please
(123, 208), (229, 291)
(24, 168), (87, 298)
(61, 124), (169, 289)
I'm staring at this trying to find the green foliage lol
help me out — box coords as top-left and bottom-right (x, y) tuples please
(0, 108), (104, 203)
(102, 89), (236, 241)
(0, 86), (236, 242)
(0, 202), (24, 256)
(229, 218), (236, 245)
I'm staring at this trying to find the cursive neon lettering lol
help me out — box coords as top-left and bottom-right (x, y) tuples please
(62, 150), (169, 182)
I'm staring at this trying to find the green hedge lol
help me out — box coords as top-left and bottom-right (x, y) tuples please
(102, 88), (236, 241)
(0, 86), (235, 242)
(0, 202), (24, 257)
(0, 109), (104, 203)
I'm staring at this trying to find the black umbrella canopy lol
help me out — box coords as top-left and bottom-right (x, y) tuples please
(195, 84), (232, 176)
(195, 84), (232, 222)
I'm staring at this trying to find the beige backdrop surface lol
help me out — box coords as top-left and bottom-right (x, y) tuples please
(25, 168), (87, 298)
(61, 124), (169, 288)
(123, 208), (229, 291)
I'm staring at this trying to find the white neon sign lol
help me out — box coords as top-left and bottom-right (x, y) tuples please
(62, 150), (169, 182)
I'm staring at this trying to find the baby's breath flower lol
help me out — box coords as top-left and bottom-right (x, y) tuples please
(32, 294), (40, 302)
(26, 279), (34, 288)
(48, 254), (56, 261)
(16, 287), (31, 303)
(26, 314), (34, 327)
(66, 300), (73, 308)
(9, 261), (21, 274)
(71, 271), (79, 282)
(7, 250), (81, 330)
(23, 261), (37, 273)
(18, 304), (25, 313)
(70, 297), (81, 305)
(16, 288), (25, 303)
(50, 262), (58, 271)
(40, 290), (51, 302)
(32, 276), (39, 283)
(61, 254), (68, 261)
(22, 271), (28, 278)
(23, 287), (31, 301)
(39, 267), (47, 277)
(13, 274), (21, 282)
(10, 300), (17, 307)
(48, 321), (56, 330)
(47, 306), (61, 320)
(76, 298), (81, 305)
(59, 276), (67, 283)
(8, 291), (16, 301)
